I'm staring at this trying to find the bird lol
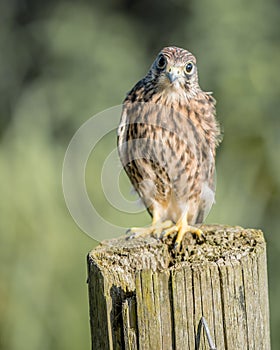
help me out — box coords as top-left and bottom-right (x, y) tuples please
(117, 46), (221, 249)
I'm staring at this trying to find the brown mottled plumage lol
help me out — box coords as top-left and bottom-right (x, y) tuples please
(117, 46), (221, 249)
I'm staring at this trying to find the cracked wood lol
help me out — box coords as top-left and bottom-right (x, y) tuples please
(87, 224), (270, 350)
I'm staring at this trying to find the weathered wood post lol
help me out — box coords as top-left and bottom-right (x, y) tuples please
(87, 225), (270, 350)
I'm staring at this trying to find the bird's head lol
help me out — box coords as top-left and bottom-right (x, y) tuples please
(149, 46), (199, 94)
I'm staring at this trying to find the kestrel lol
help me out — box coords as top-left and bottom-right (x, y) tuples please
(117, 46), (221, 249)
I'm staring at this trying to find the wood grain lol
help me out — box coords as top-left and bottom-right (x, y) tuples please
(87, 225), (270, 350)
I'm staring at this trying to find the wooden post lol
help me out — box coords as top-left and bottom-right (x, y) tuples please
(87, 225), (270, 350)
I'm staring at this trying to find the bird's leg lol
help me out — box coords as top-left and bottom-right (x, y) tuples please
(127, 210), (173, 239)
(161, 214), (203, 250)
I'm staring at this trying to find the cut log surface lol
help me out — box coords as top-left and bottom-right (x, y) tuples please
(87, 225), (270, 350)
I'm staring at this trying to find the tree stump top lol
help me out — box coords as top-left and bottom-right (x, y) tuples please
(88, 224), (269, 349)
(89, 224), (265, 291)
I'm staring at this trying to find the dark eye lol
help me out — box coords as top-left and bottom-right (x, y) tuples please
(185, 61), (194, 74)
(156, 55), (167, 69)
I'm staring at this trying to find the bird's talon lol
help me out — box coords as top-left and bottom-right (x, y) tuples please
(125, 220), (174, 240)
(200, 232), (206, 241)
(191, 229), (204, 242)
(153, 229), (160, 239)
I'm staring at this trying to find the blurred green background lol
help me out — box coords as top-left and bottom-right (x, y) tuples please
(0, 0), (279, 349)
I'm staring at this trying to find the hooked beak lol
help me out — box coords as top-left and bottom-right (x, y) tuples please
(166, 65), (182, 83)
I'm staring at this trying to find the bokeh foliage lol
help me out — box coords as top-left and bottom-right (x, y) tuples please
(0, 0), (279, 349)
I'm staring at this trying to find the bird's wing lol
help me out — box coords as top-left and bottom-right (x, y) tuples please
(195, 149), (216, 224)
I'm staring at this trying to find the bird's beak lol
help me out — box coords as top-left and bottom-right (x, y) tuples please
(166, 65), (182, 83)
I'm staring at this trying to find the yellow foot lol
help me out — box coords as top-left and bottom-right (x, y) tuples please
(162, 224), (203, 250)
(127, 220), (173, 240)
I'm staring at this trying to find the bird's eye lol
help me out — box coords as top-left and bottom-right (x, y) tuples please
(156, 55), (167, 70)
(185, 61), (194, 74)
